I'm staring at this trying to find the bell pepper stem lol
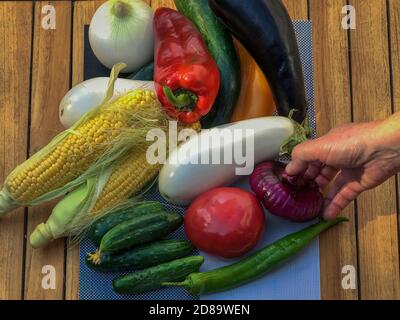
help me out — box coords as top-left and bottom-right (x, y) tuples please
(163, 86), (198, 110)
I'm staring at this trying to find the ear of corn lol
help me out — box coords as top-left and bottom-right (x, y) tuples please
(29, 150), (160, 248)
(0, 63), (160, 216)
(30, 180), (94, 248)
(90, 151), (161, 214)
(29, 121), (201, 248)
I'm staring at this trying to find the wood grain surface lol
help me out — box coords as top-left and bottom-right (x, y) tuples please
(349, 0), (400, 299)
(282, 0), (308, 19)
(389, 3), (400, 281)
(0, 0), (32, 300)
(24, 0), (71, 300)
(309, 0), (359, 300)
(390, 0), (400, 113)
(0, 0), (399, 300)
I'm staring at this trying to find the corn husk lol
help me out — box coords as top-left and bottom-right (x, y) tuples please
(0, 63), (161, 215)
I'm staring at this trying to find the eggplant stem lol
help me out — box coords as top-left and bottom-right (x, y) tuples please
(280, 109), (311, 156)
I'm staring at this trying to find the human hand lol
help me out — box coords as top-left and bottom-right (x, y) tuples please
(286, 115), (400, 220)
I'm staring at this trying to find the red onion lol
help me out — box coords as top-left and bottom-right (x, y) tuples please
(249, 161), (324, 222)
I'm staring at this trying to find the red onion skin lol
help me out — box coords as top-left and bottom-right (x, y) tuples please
(250, 161), (324, 222)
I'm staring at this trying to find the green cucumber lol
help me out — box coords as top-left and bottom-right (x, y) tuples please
(86, 240), (193, 272)
(174, 0), (240, 128)
(88, 201), (165, 245)
(100, 211), (183, 254)
(128, 61), (154, 81)
(113, 256), (204, 294)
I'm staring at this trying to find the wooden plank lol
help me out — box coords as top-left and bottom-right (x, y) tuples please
(71, 0), (104, 89)
(284, 0), (355, 301)
(0, 0), (32, 300)
(349, 0), (400, 299)
(65, 0), (104, 300)
(389, 0), (400, 274)
(309, 0), (359, 300)
(151, 0), (176, 9)
(24, 1), (71, 300)
(282, 0), (308, 19)
(389, 1), (400, 111)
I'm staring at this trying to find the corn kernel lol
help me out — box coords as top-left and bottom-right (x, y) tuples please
(6, 90), (158, 203)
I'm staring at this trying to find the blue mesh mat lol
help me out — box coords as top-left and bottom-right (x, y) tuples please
(79, 21), (319, 300)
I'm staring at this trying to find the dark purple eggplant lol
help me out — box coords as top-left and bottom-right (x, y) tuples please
(208, 0), (307, 124)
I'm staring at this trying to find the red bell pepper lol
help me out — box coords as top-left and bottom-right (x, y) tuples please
(153, 8), (220, 124)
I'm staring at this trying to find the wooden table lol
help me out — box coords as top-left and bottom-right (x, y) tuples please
(0, 0), (399, 300)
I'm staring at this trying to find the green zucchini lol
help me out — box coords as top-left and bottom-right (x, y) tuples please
(113, 256), (204, 294)
(100, 211), (183, 255)
(174, 0), (240, 128)
(87, 201), (165, 245)
(128, 61), (154, 81)
(86, 240), (193, 272)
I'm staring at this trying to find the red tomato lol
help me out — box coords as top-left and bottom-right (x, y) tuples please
(184, 187), (265, 258)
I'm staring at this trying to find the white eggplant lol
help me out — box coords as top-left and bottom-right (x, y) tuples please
(59, 77), (154, 128)
(159, 117), (308, 205)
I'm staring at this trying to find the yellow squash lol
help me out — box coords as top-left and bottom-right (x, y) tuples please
(231, 41), (275, 122)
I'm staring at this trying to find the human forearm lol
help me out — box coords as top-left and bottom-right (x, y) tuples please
(374, 112), (400, 153)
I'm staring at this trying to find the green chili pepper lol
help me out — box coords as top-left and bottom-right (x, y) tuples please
(164, 217), (348, 295)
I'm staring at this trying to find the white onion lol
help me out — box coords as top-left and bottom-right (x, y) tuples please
(89, 0), (154, 73)
(59, 77), (154, 128)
